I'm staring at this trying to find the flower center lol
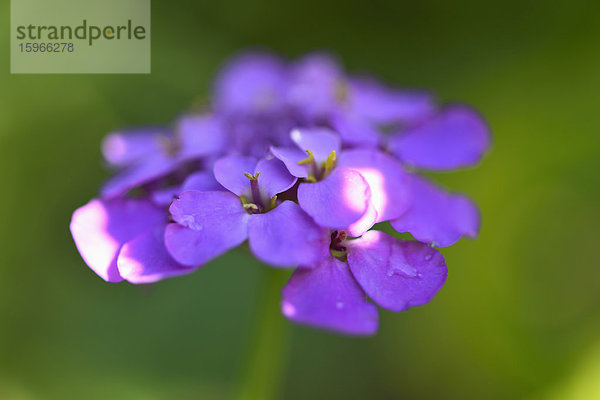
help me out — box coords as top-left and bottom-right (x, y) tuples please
(329, 230), (348, 261)
(240, 172), (277, 214)
(298, 149), (337, 182)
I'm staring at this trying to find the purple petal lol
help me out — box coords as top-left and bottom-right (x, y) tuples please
(181, 171), (222, 192)
(281, 257), (379, 335)
(290, 127), (341, 164)
(101, 154), (178, 199)
(214, 52), (288, 114)
(176, 115), (225, 161)
(70, 198), (165, 282)
(287, 53), (343, 119)
(390, 175), (480, 247)
(337, 149), (412, 222)
(345, 201), (378, 237)
(270, 146), (310, 178)
(248, 201), (329, 267)
(117, 226), (195, 284)
(297, 168), (371, 229)
(165, 191), (250, 266)
(225, 113), (296, 158)
(213, 156), (257, 197)
(254, 157), (297, 198)
(101, 129), (166, 167)
(347, 77), (436, 124)
(151, 186), (181, 206)
(347, 230), (447, 312)
(388, 105), (491, 170)
(329, 111), (381, 148)
(151, 171), (222, 206)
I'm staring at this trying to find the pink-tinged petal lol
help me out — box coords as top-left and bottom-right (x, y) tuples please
(165, 191), (250, 266)
(101, 129), (166, 167)
(345, 201), (378, 237)
(101, 154), (178, 198)
(290, 127), (341, 164)
(270, 146), (309, 178)
(176, 115), (225, 161)
(389, 105), (491, 170)
(348, 77), (436, 124)
(337, 149), (412, 222)
(254, 158), (297, 198)
(248, 201), (329, 267)
(215, 52), (288, 114)
(297, 168), (371, 229)
(70, 198), (165, 282)
(347, 230), (447, 312)
(287, 53), (343, 119)
(390, 175), (480, 247)
(117, 226), (195, 284)
(329, 111), (381, 148)
(213, 156), (257, 196)
(281, 257), (379, 335)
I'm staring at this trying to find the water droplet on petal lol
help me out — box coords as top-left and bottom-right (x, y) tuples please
(179, 215), (202, 231)
(336, 301), (344, 309)
(387, 262), (419, 278)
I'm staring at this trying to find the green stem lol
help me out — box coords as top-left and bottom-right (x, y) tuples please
(236, 267), (291, 400)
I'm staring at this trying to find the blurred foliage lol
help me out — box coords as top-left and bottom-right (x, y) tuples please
(1, 0), (599, 399)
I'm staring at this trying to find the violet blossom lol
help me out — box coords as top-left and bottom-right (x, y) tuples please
(271, 127), (411, 236)
(164, 156), (329, 268)
(282, 230), (447, 335)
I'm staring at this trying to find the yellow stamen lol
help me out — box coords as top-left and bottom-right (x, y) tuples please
(240, 196), (257, 209)
(330, 248), (347, 259)
(323, 150), (336, 174)
(243, 203), (259, 212)
(269, 195), (278, 210)
(244, 171), (261, 181)
(297, 150), (315, 165)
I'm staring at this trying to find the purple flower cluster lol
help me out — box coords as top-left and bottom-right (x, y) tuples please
(70, 51), (490, 335)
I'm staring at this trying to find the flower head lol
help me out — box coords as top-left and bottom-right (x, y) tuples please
(70, 50), (490, 335)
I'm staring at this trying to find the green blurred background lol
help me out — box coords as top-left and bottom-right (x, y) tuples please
(1, 0), (600, 399)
